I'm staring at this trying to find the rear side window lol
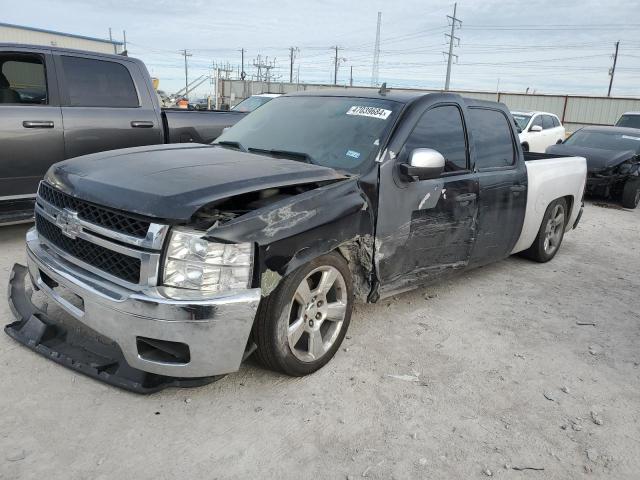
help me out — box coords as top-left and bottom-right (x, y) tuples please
(542, 115), (554, 130)
(403, 105), (468, 172)
(0, 53), (47, 105)
(468, 108), (516, 169)
(552, 116), (561, 127)
(61, 56), (138, 107)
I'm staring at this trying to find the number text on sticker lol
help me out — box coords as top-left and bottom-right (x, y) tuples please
(346, 106), (392, 120)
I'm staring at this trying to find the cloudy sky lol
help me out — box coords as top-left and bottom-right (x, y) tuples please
(4, 0), (640, 98)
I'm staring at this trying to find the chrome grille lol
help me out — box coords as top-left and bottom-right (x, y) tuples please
(35, 212), (141, 284)
(34, 182), (169, 289)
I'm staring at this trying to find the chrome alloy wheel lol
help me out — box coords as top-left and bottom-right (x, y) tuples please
(286, 265), (348, 362)
(543, 203), (565, 255)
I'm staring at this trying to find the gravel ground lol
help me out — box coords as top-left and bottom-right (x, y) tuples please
(1, 200), (639, 480)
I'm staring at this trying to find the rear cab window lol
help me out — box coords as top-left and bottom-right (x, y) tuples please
(60, 56), (139, 107)
(0, 53), (47, 105)
(468, 108), (516, 170)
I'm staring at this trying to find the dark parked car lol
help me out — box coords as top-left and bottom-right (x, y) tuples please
(546, 126), (640, 208)
(6, 91), (586, 392)
(0, 44), (246, 224)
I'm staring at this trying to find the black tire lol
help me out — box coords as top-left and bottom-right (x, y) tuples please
(253, 252), (353, 376)
(522, 198), (568, 263)
(522, 143), (529, 152)
(621, 179), (640, 209)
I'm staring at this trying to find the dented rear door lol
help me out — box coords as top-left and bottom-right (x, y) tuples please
(375, 100), (479, 296)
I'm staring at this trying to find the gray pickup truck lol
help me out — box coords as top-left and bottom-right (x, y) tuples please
(0, 44), (245, 224)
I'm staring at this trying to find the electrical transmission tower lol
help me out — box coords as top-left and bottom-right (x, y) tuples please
(443, 3), (462, 91)
(253, 55), (277, 82)
(289, 47), (299, 83)
(371, 11), (382, 87)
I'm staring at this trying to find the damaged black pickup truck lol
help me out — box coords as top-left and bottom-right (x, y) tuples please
(6, 90), (587, 392)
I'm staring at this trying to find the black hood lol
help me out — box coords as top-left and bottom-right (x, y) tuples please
(45, 144), (346, 221)
(546, 144), (636, 173)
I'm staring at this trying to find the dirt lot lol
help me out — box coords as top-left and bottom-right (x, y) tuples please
(1, 200), (639, 480)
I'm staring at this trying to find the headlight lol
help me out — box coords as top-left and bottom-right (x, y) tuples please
(163, 228), (253, 292)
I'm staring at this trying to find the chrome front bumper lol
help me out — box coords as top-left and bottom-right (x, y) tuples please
(9, 228), (261, 382)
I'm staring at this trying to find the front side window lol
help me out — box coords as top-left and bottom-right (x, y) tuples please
(0, 54), (47, 105)
(215, 96), (401, 173)
(542, 115), (554, 130)
(530, 115), (543, 130)
(402, 105), (468, 172)
(61, 56), (138, 107)
(468, 108), (516, 169)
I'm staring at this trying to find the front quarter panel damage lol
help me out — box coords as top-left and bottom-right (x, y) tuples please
(203, 179), (375, 301)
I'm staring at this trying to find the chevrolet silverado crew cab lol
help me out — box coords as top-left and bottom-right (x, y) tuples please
(6, 90), (587, 393)
(0, 44), (245, 224)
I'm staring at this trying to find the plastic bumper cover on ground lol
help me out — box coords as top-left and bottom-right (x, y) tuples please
(4, 229), (261, 393)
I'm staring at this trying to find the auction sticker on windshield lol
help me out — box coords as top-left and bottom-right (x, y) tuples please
(346, 106), (392, 120)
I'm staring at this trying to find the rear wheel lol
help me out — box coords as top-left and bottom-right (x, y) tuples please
(253, 252), (353, 376)
(621, 179), (640, 209)
(523, 198), (567, 263)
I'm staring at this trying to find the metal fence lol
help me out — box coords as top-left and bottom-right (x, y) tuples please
(218, 79), (640, 133)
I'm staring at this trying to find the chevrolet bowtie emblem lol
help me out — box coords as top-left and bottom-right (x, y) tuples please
(55, 209), (82, 239)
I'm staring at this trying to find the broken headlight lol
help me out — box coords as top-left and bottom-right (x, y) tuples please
(163, 228), (253, 292)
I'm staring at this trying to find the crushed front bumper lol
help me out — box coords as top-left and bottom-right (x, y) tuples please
(5, 228), (261, 393)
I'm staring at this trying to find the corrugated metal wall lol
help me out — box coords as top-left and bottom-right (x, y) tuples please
(220, 79), (640, 132)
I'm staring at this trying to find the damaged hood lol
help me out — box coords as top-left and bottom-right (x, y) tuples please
(546, 144), (636, 173)
(45, 144), (346, 221)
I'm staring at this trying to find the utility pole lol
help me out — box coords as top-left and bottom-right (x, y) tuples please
(122, 30), (127, 52)
(332, 46), (345, 85)
(181, 49), (192, 99)
(371, 11), (382, 87)
(240, 48), (246, 80)
(607, 41), (619, 97)
(289, 47), (299, 83)
(443, 2), (462, 91)
(350, 66), (353, 87)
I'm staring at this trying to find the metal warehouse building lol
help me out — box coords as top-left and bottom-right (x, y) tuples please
(0, 22), (122, 54)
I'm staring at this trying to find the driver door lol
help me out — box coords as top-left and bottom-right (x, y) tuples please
(375, 101), (479, 297)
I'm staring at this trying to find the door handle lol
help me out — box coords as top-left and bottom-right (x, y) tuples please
(22, 120), (54, 128)
(130, 121), (154, 128)
(510, 185), (526, 194)
(455, 193), (477, 204)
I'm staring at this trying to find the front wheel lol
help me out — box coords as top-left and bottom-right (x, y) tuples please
(621, 179), (640, 209)
(253, 252), (353, 376)
(523, 198), (567, 263)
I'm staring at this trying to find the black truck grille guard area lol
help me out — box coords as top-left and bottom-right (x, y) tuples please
(38, 182), (150, 239)
(35, 212), (142, 284)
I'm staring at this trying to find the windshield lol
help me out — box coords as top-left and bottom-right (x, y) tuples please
(564, 130), (640, 152)
(231, 96), (274, 112)
(215, 96), (401, 173)
(511, 114), (531, 131)
(616, 114), (640, 129)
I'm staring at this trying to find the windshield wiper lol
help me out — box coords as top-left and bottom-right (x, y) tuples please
(248, 148), (314, 164)
(215, 140), (247, 152)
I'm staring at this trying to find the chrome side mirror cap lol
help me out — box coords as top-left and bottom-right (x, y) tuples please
(399, 148), (446, 181)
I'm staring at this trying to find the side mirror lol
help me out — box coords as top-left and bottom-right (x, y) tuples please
(399, 148), (445, 181)
(530, 125), (543, 132)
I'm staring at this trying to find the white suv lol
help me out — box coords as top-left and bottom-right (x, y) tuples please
(512, 111), (566, 153)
